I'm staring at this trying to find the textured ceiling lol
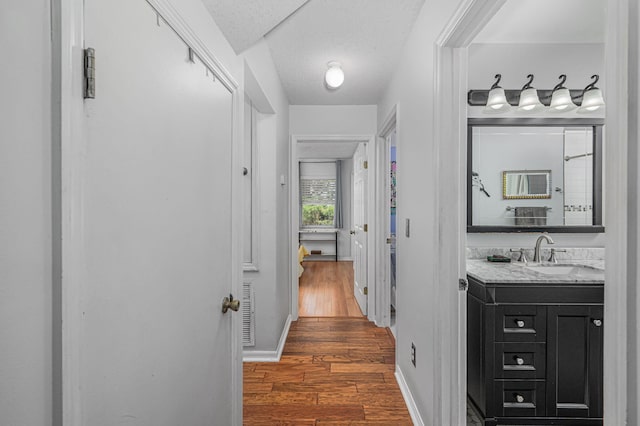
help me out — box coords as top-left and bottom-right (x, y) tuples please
(201, 0), (310, 53)
(474, 0), (605, 44)
(265, 0), (425, 105)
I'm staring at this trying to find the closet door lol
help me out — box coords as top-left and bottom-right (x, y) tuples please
(79, 1), (238, 424)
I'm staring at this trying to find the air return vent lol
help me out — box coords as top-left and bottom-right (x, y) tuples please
(242, 282), (255, 347)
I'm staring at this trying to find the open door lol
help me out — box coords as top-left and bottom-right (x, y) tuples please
(77, 0), (240, 423)
(352, 143), (368, 315)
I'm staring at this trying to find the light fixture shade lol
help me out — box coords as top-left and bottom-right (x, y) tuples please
(577, 88), (605, 113)
(550, 88), (577, 112)
(483, 87), (511, 113)
(517, 88), (544, 113)
(325, 62), (344, 89)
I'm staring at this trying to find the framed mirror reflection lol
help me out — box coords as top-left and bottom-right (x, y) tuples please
(467, 118), (604, 233)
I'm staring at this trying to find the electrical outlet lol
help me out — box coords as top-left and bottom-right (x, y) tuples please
(411, 342), (416, 367)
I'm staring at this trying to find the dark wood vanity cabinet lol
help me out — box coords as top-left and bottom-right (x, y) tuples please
(467, 276), (604, 426)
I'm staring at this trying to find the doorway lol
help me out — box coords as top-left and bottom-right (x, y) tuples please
(290, 135), (377, 322)
(388, 129), (398, 335)
(295, 141), (360, 317)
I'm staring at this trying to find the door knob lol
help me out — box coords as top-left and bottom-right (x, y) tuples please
(515, 319), (525, 328)
(350, 230), (356, 235)
(514, 393), (525, 403)
(514, 356), (525, 366)
(222, 294), (240, 313)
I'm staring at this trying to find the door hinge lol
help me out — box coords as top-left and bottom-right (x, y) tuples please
(84, 48), (96, 99)
(363, 287), (368, 295)
(459, 278), (469, 291)
(363, 224), (368, 232)
(363, 160), (368, 169)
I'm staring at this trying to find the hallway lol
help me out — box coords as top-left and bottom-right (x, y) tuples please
(243, 317), (411, 425)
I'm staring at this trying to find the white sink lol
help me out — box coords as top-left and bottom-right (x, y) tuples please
(524, 264), (603, 276)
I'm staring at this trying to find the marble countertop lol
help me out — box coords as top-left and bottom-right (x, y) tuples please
(467, 258), (605, 284)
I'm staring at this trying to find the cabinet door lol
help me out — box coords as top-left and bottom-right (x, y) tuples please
(546, 305), (603, 418)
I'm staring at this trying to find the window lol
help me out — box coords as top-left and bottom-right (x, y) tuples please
(300, 162), (337, 227)
(301, 178), (336, 226)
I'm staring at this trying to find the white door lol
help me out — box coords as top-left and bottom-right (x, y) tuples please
(386, 130), (397, 318)
(81, 1), (238, 424)
(353, 143), (368, 315)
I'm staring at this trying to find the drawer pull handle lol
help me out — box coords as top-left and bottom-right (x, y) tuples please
(515, 319), (525, 328)
(515, 393), (525, 403)
(592, 319), (603, 327)
(515, 356), (525, 365)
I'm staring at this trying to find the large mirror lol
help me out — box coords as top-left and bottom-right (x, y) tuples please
(467, 118), (604, 233)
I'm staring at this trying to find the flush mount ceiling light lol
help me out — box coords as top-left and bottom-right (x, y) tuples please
(549, 74), (577, 112)
(517, 74), (544, 113)
(325, 61), (344, 89)
(577, 75), (605, 113)
(483, 74), (511, 113)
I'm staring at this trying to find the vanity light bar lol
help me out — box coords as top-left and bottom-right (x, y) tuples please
(468, 89), (585, 107)
(469, 74), (605, 112)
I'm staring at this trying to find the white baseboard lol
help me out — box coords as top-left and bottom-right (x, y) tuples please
(242, 314), (292, 362)
(395, 365), (425, 426)
(338, 256), (354, 261)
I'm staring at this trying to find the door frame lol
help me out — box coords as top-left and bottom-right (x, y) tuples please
(435, 0), (630, 425)
(53, 1), (244, 424)
(375, 106), (398, 328)
(289, 134), (376, 321)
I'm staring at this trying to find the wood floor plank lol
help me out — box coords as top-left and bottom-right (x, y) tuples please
(243, 382), (273, 393)
(318, 391), (407, 406)
(364, 406), (413, 421)
(244, 404), (365, 421)
(244, 392), (318, 405)
(244, 421), (316, 426)
(317, 421), (412, 426)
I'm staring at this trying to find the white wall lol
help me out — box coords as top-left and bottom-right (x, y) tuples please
(241, 39), (291, 353)
(290, 105), (377, 135)
(0, 1), (52, 424)
(376, 1), (469, 423)
(628, 2), (640, 424)
(467, 42), (606, 248)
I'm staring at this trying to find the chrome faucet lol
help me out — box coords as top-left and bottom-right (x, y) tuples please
(533, 234), (554, 263)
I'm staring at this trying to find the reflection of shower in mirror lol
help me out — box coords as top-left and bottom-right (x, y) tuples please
(472, 171), (491, 197)
(564, 152), (593, 162)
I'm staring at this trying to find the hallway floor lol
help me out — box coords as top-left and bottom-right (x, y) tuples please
(298, 261), (363, 317)
(243, 317), (412, 425)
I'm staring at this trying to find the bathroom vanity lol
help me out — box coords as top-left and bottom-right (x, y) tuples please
(466, 259), (604, 426)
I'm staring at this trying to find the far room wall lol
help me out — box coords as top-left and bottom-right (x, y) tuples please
(290, 105), (377, 261)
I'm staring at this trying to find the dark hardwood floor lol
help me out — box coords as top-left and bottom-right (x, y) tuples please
(243, 317), (412, 425)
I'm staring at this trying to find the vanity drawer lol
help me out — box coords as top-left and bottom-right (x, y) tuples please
(493, 342), (546, 380)
(489, 380), (546, 418)
(494, 305), (546, 342)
